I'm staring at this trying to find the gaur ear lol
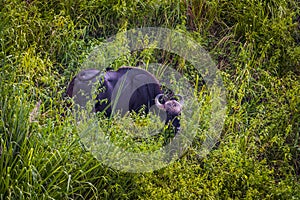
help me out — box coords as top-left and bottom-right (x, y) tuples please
(155, 94), (165, 110)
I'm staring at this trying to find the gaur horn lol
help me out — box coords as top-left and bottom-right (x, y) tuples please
(175, 94), (184, 105)
(155, 94), (165, 110)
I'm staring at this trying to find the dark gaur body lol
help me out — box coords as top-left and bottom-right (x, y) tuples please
(66, 67), (183, 133)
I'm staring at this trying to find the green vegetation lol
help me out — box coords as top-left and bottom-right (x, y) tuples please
(1, 0), (299, 199)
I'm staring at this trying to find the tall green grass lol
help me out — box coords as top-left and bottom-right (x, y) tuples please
(1, 0), (299, 199)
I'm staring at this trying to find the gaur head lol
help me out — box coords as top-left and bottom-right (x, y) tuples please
(155, 94), (184, 132)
